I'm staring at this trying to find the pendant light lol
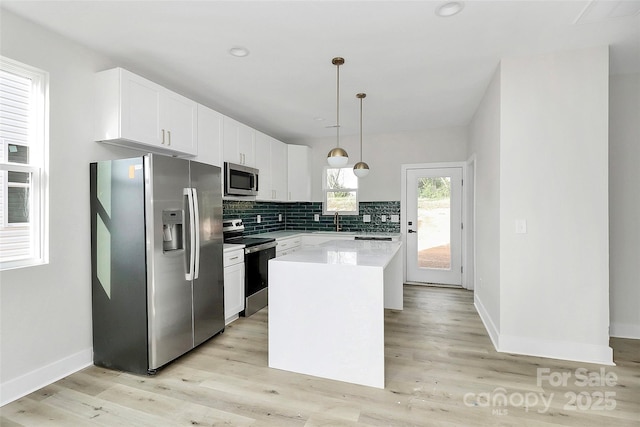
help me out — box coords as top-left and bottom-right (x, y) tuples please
(327, 57), (349, 167)
(353, 93), (370, 178)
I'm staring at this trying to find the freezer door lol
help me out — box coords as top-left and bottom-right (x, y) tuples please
(146, 154), (194, 369)
(190, 160), (225, 346)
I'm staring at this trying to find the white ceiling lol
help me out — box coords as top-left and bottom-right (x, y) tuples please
(2, 1), (639, 142)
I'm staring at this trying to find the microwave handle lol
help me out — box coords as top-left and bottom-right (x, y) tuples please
(255, 174), (259, 192)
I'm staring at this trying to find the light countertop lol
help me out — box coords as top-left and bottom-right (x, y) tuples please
(223, 243), (245, 252)
(271, 239), (402, 268)
(250, 230), (303, 240)
(251, 230), (401, 240)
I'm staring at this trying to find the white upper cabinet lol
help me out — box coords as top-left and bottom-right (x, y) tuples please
(160, 90), (198, 155)
(223, 116), (255, 167)
(195, 104), (223, 167)
(287, 145), (312, 202)
(255, 132), (288, 201)
(271, 138), (288, 201)
(94, 67), (197, 156)
(254, 131), (272, 200)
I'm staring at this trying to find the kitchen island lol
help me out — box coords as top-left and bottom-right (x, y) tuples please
(268, 239), (403, 389)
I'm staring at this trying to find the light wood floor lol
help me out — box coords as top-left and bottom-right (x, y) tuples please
(1, 286), (638, 426)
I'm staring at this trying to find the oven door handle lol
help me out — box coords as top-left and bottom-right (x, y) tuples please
(245, 241), (277, 254)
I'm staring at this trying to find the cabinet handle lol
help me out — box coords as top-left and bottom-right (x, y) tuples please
(162, 129), (166, 145)
(167, 130), (171, 146)
(229, 256), (239, 260)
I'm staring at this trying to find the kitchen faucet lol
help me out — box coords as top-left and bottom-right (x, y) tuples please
(334, 212), (342, 232)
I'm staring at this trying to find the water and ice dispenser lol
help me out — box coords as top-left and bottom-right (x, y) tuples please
(162, 209), (184, 252)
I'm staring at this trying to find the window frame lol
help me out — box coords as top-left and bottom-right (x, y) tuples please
(0, 56), (49, 270)
(322, 165), (359, 216)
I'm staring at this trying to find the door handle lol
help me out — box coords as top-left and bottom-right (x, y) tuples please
(184, 188), (196, 281)
(408, 229), (417, 233)
(192, 188), (200, 280)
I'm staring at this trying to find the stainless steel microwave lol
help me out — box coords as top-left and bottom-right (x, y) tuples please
(224, 162), (259, 196)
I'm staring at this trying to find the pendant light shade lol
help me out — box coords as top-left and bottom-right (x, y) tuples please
(327, 57), (349, 166)
(353, 93), (370, 178)
(353, 162), (370, 177)
(327, 147), (349, 167)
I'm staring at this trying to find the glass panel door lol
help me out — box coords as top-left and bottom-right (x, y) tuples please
(406, 167), (462, 285)
(418, 176), (451, 269)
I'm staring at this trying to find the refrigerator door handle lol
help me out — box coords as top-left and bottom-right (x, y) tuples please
(184, 188), (196, 281)
(192, 188), (201, 280)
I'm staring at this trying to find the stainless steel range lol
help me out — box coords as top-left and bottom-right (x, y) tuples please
(223, 219), (276, 317)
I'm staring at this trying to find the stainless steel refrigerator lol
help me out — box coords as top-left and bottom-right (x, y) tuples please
(90, 154), (224, 375)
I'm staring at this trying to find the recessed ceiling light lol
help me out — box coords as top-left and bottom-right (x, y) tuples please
(229, 47), (250, 57)
(436, 2), (464, 17)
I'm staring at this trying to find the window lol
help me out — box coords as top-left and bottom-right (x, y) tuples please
(323, 166), (358, 215)
(0, 56), (48, 270)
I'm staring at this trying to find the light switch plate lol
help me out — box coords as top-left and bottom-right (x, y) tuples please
(278, 213), (282, 222)
(363, 214), (371, 223)
(257, 215), (261, 224)
(515, 219), (527, 234)
(391, 214), (400, 223)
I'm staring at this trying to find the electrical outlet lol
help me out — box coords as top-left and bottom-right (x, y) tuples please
(381, 215), (387, 222)
(515, 219), (527, 234)
(363, 214), (371, 223)
(278, 213), (282, 222)
(314, 214), (320, 222)
(257, 215), (261, 224)
(391, 214), (399, 223)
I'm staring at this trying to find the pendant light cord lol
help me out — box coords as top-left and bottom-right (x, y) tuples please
(336, 61), (340, 148)
(359, 95), (363, 161)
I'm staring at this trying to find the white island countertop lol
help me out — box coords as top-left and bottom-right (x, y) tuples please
(269, 239), (403, 389)
(274, 239), (402, 268)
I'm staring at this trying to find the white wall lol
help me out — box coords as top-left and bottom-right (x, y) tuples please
(609, 72), (640, 339)
(0, 10), (141, 405)
(498, 46), (612, 364)
(468, 67), (502, 345)
(294, 127), (468, 202)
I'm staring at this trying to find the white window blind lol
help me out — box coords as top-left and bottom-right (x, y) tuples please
(0, 57), (48, 269)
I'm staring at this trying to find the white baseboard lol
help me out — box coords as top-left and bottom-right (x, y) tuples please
(473, 295), (615, 365)
(474, 294), (500, 350)
(498, 334), (614, 366)
(0, 348), (92, 407)
(610, 322), (640, 339)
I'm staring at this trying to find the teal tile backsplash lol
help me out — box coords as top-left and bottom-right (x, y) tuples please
(223, 200), (287, 234)
(223, 200), (400, 235)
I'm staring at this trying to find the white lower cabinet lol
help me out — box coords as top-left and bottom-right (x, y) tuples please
(224, 248), (245, 324)
(301, 234), (354, 248)
(275, 235), (301, 257)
